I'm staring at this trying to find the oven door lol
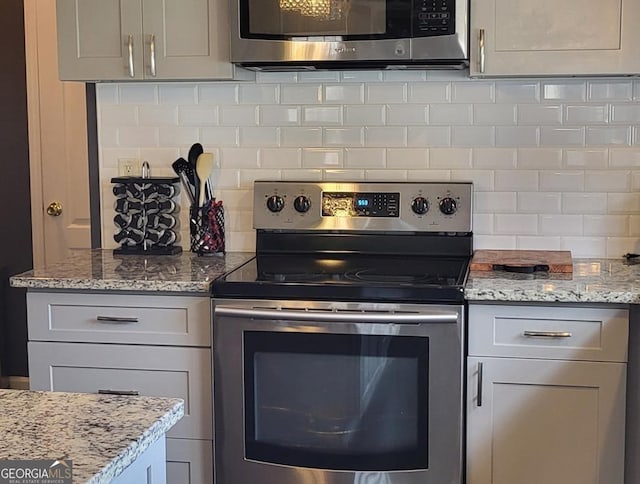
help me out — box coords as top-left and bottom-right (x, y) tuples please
(213, 299), (464, 484)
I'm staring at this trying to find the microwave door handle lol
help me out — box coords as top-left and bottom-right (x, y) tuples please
(214, 306), (459, 324)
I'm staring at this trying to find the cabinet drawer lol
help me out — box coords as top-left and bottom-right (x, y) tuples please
(166, 438), (213, 484)
(27, 292), (211, 346)
(28, 342), (212, 440)
(468, 305), (628, 362)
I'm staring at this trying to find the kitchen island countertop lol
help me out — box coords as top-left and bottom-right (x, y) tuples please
(466, 258), (640, 304)
(0, 389), (183, 483)
(10, 249), (254, 293)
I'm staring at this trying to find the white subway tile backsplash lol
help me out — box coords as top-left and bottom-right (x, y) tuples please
(517, 105), (563, 125)
(583, 215), (628, 236)
(540, 127), (584, 146)
(606, 238), (640, 258)
(97, 75), (640, 257)
(408, 82), (451, 103)
(539, 170), (584, 192)
(429, 148), (472, 169)
(494, 214), (538, 235)
(517, 148), (562, 169)
(386, 149), (428, 169)
(539, 214), (583, 235)
(588, 81), (633, 101)
(302, 148), (344, 168)
(563, 149), (608, 169)
(325, 128), (364, 147)
(386, 105), (428, 125)
(517, 192), (562, 213)
(472, 148), (517, 169)
(364, 127), (406, 147)
(407, 127), (451, 147)
(585, 126), (631, 146)
(564, 105), (609, 125)
(562, 193), (608, 214)
(429, 104), (472, 125)
(452, 82), (495, 103)
(344, 105), (386, 126)
(366, 83), (407, 103)
(584, 170), (630, 192)
(451, 126), (495, 147)
(345, 148), (386, 169)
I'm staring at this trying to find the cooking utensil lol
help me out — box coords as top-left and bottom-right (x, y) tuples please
(171, 157), (196, 205)
(188, 143), (204, 203)
(195, 152), (214, 207)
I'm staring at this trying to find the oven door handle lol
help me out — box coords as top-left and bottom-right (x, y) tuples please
(214, 306), (459, 324)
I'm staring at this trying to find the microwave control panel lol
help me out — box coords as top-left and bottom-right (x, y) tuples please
(414, 0), (454, 36)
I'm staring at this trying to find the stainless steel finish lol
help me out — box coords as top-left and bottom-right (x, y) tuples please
(523, 330), (573, 338)
(213, 298), (464, 484)
(230, 0), (468, 69)
(478, 28), (485, 73)
(98, 389), (140, 396)
(253, 181), (473, 232)
(95, 316), (139, 324)
(149, 34), (157, 77)
(126, 34), (134, 78)
(215, 305), (459, 324)
(477, 361), (484, 407)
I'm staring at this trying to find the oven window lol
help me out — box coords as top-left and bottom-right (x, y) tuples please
(244, 331), (429, 471)
(241, 0), (411, 40)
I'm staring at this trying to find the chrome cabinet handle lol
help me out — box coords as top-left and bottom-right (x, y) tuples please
(98, 389), (140, 396)
(523, 330), (572, 338)
(127, 34), (135, 78)
(478, 29), (485, 74)
(214, 306), (459, 324)
(477, 361), (484, 407)
(96, 316), (139, 324)
(149, 34), (157, 77)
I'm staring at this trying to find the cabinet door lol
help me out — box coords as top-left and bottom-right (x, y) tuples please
(57, 0), (144, 80)
(467, 357), (626, 484)
(28, 342), (212, 440)
(142, 0), (233, 79)
(470, 0), (640, 76)
(166, 438), (213, 484)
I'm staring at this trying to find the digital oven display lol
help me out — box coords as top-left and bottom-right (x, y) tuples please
(322, 192), (400, 217)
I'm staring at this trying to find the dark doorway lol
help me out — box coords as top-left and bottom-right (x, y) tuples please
(0, 0), (33, 377)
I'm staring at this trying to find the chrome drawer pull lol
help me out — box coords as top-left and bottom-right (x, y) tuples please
(523, 330), (572, 338)
(126, 34), (134, 78)
(98, 389), (140, 396)
(96, 316), (139, 324)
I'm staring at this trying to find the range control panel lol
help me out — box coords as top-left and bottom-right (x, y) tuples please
(254, 181), (472, 233)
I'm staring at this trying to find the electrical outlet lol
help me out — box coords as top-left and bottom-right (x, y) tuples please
(118, 158), (141, 177)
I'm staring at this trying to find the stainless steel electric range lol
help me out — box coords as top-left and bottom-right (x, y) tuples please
(212, 181), (473, 484)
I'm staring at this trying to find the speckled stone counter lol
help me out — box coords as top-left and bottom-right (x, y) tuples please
(465, 258), (640, 304)
(0, 389), (183, 483)
(10, 249), (254, 293)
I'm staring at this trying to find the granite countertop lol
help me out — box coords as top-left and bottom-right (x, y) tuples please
(0, 389), (183, 484)
(10, 249), (254, 293)
(465, 258), (640, 304)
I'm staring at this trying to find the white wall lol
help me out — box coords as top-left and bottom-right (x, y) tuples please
(96, 70), (640, 257)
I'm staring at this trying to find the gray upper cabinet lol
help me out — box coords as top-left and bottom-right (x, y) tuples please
(56, 0), (246, 81)
(470, 0), (640, 77)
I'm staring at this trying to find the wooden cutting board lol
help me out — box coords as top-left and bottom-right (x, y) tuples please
(470, 250), (573, 273)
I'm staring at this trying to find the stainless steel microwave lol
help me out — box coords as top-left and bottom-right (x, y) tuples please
(230, 0), (469, 70)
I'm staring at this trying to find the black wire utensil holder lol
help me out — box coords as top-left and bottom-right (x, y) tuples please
(111, 176), (182, 255)
(190, 198), (225, 256)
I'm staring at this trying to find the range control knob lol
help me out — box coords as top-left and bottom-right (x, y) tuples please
(266, 195), (284, 213)
(411, 197), (429, 215)
(293, 195), (311, 213)
(439, 197), (457, 215)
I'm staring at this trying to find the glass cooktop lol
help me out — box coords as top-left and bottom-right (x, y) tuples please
(212, 254), (470, 303)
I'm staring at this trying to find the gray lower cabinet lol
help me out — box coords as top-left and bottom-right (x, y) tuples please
(467, 304), (629, 484)
(26, 292), (214, 484)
